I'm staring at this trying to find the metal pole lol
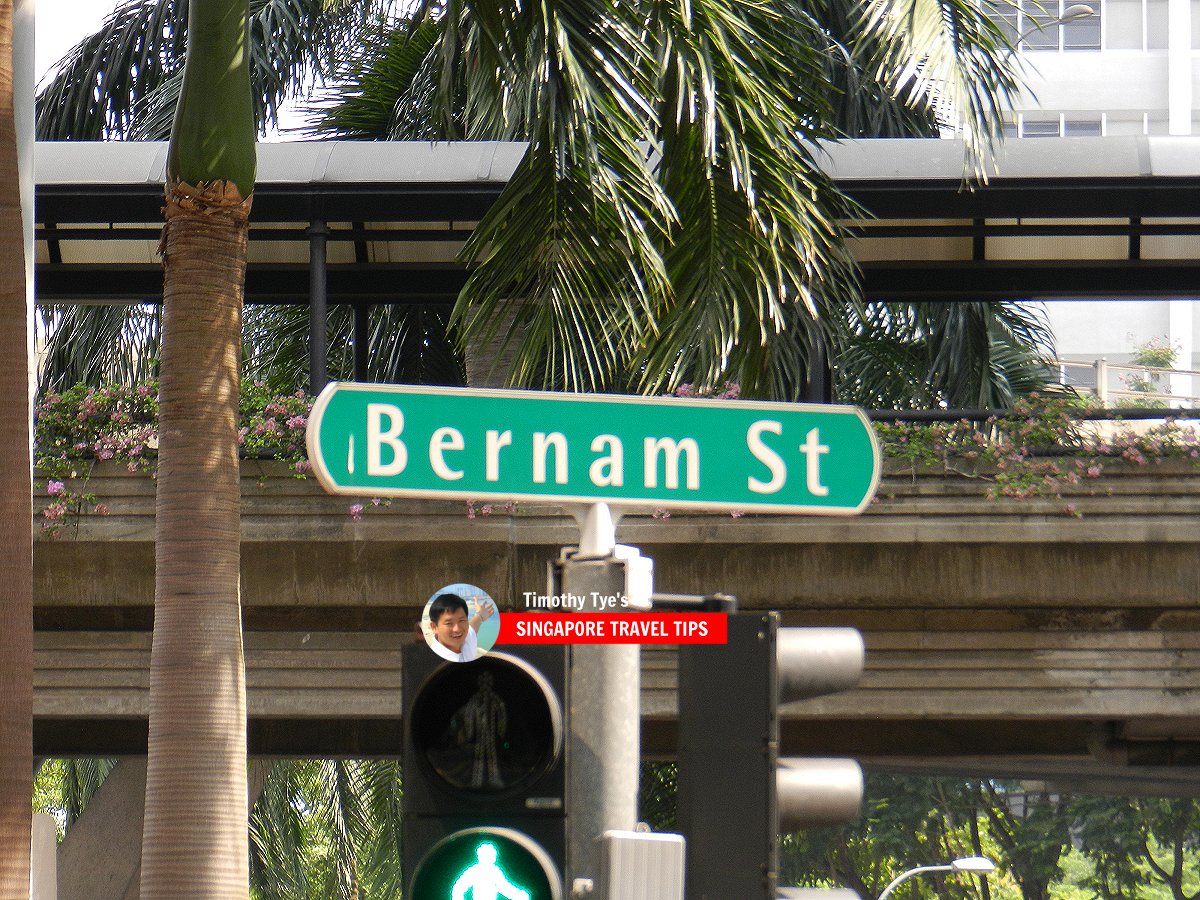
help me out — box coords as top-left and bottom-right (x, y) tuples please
(560, 504), (641, 888)
(353, 301), (370, 382)
(308, 220), (329, 394)
(876, 865), (954, 900)
(803, 331), (831, 404)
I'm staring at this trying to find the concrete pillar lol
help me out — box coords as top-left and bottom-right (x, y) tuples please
(16, 0), (34, 396)
(31, 814), (57, 900)
(1167, 0), (1191, 134)
(1168, 299), (1194, 402)
(57, 760), (273, 900)
(57, 760), (148, 900)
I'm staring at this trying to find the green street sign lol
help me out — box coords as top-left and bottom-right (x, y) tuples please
(307, 383), (880, 514)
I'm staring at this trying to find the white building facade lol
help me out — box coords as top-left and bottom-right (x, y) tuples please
(1001, 0), (1199, 399)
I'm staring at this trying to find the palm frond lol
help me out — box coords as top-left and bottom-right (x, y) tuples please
(856, 0), (1024, 175)
(37, 0), (396, 141)
(834, 300), (1056, 409)
(41, 759), (118, 832)
(242, 303), (463, 393)
(37, 303), (160, 397)
(640, 0), (862, 397)
(35, 0), (186, 140)
(799, 0), (941, 138)
(307, 16), (452, 140)
(445, 0), (675, 391)
(248, 762), (310, 900)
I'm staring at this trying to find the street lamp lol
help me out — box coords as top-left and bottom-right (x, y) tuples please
(877, 857), (996, 900)
(1016, 4), (1095, 44)
(1058, 4), (1096, 24)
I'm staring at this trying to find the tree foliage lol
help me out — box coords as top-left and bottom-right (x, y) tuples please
(36, 0), (1048, 404)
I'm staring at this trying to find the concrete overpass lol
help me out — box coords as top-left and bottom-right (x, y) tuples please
(33, 457), (1200, 795)
(31, 136), (1200, 794)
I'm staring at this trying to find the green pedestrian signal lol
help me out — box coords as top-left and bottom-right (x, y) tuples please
(410, 827), (561, 900)
(402, 647), (568, 897)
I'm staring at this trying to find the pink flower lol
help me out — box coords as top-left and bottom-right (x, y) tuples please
(480, 504), (493, 516)
(349, 503), (364, 521)
(47, 480), (65, 496)
(93, 504), (109, 516)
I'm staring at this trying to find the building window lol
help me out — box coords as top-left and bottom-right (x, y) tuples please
(1012, 116), (1104, 138)
(1022, 119), (1063, 137)
(1063, 9), (1102, 49)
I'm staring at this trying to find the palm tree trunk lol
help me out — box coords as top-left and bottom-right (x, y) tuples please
(140, 180), (251, 899)
(0, 1), (33, 897)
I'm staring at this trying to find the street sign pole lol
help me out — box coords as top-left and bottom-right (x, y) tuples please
(552, 503), (644, 889)
(307, 382), (883, 895)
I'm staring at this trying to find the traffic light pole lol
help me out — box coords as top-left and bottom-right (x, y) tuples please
(557, 503), (644, 890)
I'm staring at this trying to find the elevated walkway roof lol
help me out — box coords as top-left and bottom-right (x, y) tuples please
(34, 136), (1200, 302)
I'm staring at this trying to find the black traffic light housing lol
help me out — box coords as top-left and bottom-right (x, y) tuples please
(677, 611), (865, 900)
(402, 644), (568, 899)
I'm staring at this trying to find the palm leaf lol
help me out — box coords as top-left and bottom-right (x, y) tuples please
(248, 762), (310, 900)
(834, 300), (1056, 409)
(35, 0), (186, 140)
(441, 0), (675, 392)
(242, 302), (463, 392)
(37, 0), (395, 141)
(37, 304), (160, 396)
(856, 0), (1023, 175)
(306, 16), (451, 140)
(802, 0), (942, 138)
(639, 0), (863, 397)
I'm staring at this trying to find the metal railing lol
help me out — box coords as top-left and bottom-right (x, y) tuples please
(1053, 358), (1200, 407)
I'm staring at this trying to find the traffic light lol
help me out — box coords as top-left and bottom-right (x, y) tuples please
(677, 611), (865, 900)
(402, 644), (568, 900)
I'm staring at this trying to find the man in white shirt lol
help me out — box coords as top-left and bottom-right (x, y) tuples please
(426, 592), (495, 662)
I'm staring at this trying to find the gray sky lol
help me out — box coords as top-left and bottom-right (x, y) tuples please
(35, 0), (115, 83)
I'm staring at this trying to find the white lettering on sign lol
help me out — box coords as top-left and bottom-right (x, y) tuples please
(800, 428), (830, 497)
(746, 420), (786, 494)
(533, 432), (569, 484)
(429, 427), (465, 480)
(366, 403), (407, 476)
(589, 434), (624, 487)
(356, 405), (836, 499)
(485, 429), (512, 481)
(643, 437), (700, 490)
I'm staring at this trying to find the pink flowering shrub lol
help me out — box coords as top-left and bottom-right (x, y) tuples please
(31, 384), (1200, 530)
(34, 380), (314, 535)
(876, 393), (1200, 511)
